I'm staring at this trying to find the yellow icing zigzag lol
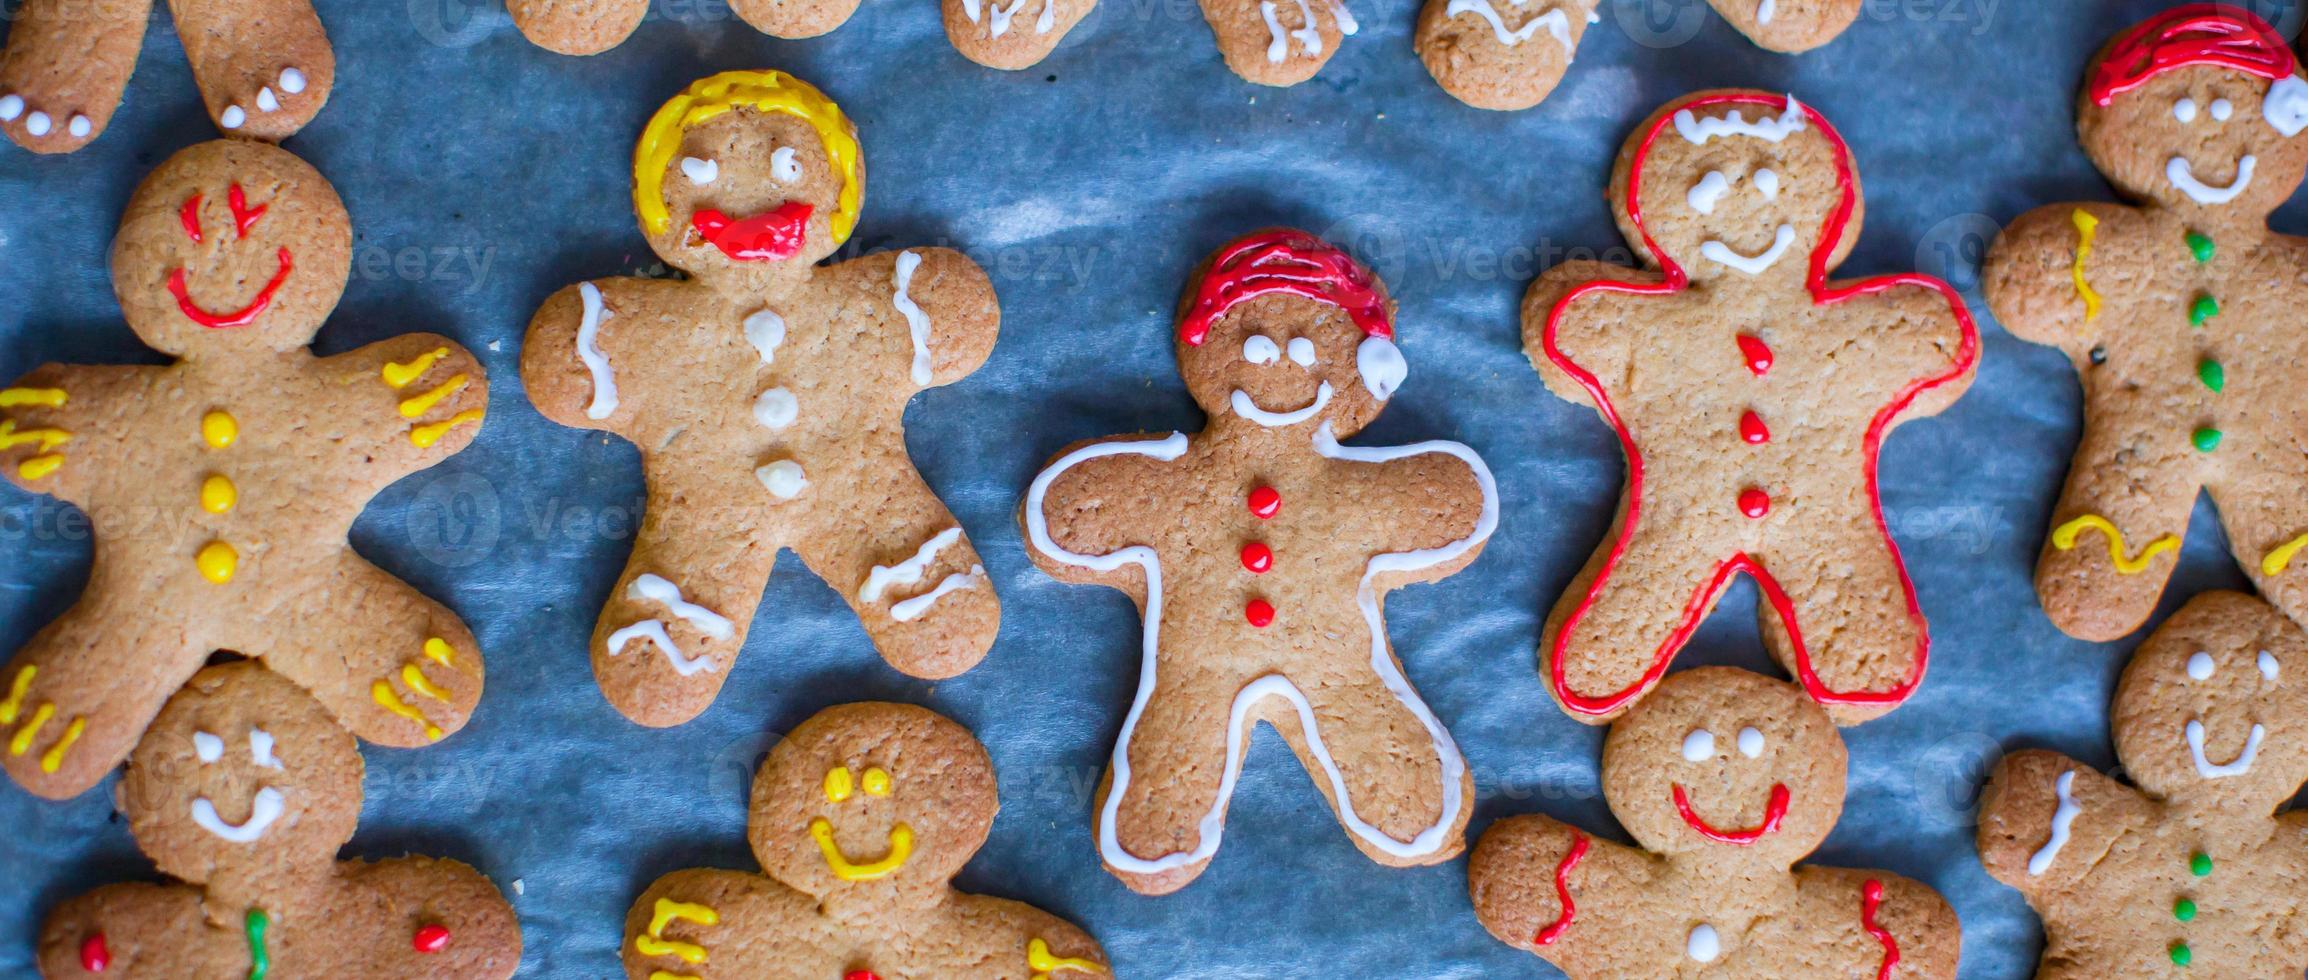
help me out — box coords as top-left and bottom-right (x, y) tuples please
(2263, 533), (2308, 577)
(2070, 209), (2103, 323)
(382, 348), (451, 389)
(1030, 938), (1103, 978)
(2051, 514), (2178, 575)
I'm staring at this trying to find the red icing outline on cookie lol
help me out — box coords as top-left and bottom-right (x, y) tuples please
(1671, 782), (1789, 844)
(2089, 5), (2294, 107)
(1540, 93), (1978, 718)
(167, 248), (294, 329)
(1861, 878), (1898, 980)
(1534, 833), (1588, 946)
(1179, 229), (1391, 345)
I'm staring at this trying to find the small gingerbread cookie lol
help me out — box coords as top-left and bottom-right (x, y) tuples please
(1200, 0), (1363, 87)
(1023, 229), (1498, 894)
(521, 71), (1001, 729)
(622, 702), (1109, 979)
(1977, 590), (2308, 975)
(510, 0), (1090, 69)
(1982, 5), (2308, 642)
(1468, 666), (1960, 978)
(1705, 0), (1859, 53)
(0, 0), (333, 154)
(0, 140), (489, 800)
(1415, 0), (1597, 111)
(1525, 90), (1979, 726)
(37, 661), (522, 978)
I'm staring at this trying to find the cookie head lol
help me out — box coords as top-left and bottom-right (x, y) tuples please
(1601, 667), (1846, 867)
(1616, 91), (1860, 287)
(1174, 230), (1404, 439)
(115, 662), (363, 886)
(111, 140), (353, 357)
(2080, 6), (2308, 216)
(634, 70), (862, 292)
(748, 702), (997, 900)
(2113, 591), (2308, 813)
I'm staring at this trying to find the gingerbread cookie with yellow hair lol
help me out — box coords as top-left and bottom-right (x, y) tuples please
(622, 702), (1108, 979)
(521, 71), (1001, 729)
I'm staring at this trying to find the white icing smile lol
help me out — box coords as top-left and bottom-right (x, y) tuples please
(1231, 382), (1333, 426)
(2167, 154), (2257, 205)
(191, 787), (286, 843)
(1700, 224), (1797, 276)
(2186, 719), (2266, 778)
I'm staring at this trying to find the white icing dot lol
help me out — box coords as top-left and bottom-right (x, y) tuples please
(744, 308), (786, 364)
(1244, 335), (1281, 365)
(219, 105), (246, 129)
(255, 87), (280, 113)
(2176, 97), (2199, 123)
(1753, 168), (1781, 200)
(193, 731), (224, 763)
(679, 156), (718, 186)
(756, 460), (806, 498)
(0, 95), (21, 121)
(1681, 729), (1715, 761)
(753, 387), (798, 430)
(24, 111), (49, 137)
(67, 114), (89, 138)
(2211, 98), (2235, 122)
(1687, 924), (1721, 962)
(279, 68), (307, 95)
(770, 146), (801, 183)
(2188, 651), (2215, 681)
(2260, 650), (2280, 680)
(1286, 337), (1317, 366)
(1737, 726), (1764, 758)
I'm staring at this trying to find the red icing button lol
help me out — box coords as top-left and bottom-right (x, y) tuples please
(1245, 599), (1275, 628)
(1737, 334), (1773, 376)
(412, 924), (451, 953)
(1241, 542), (1274, 574)
(1738, 410), (1770, 445)
(1248, 485), (1281, 519)
(1739, 488), (1771, 519)
(79, 934), (110, 973)
(845, 972), (883, 980)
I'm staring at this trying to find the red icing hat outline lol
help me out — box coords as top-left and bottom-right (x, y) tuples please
(2089, 4), (2296, 107)
(1178, 229), (1392, 345)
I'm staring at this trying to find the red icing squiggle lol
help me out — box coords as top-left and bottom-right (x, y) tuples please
(167, 248), (294, 329)
(2089, 5), (2295, 107)
(1671, 782), (1790, 844)
(1541, 92), (1976, 718)
(227, 185), (267, 239)
(691, 203), (813, 262)
(1179, 229), (1391, 345)
(178, 195), (204, 243)
(1534, 833), (1589, 946)
(1861, 878), (1899, 980)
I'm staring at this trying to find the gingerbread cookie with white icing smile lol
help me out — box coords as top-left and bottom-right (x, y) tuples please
(520, 70), (1002, 728)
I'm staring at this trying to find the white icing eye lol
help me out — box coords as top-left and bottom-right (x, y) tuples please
(679, 156), (718, 186)
(1243, 335), (1281, 365)
(2211, 98), (2235, 122)
(248, 729), (282, 769)
(1688, 170), (1732, 215)
(278, 68), (308, 95)
(2176, 98), (2199, 123)
(1737, 727), (1765, 758)
(193, 731), (223, 764)
(1753, 169), (1781, 200)
(2261, 650), (2280, 680)
(1286, 337), (1317, 366)
(1681, 729), (1716, 761)
(2188, 651), (2215, 680)
(771, 146), (801, 183)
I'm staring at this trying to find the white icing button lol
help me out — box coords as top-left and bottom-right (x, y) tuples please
(1687, 924), (1721, 963)
(2188, 651), (2215, 680)
(0, 94), (20, 121)
(67, 114), (89, 138)
(256, 87), (280, 113)
(744, 308), (786, 364)
(2260, 650), (2280, 680)
(219, 105), (246, 129)
(1287, 337), (1317, 366)
(1737, 726), (1765, 758)
(679, 156), (718, 185)
(279, 68), (307, 94)
(753, 387), (798, 430)
(2176, 98), (2199, 123)
(1681, 729), (1715, 762)
(756, 460), (806, 499)
(24, 111), (49, 137)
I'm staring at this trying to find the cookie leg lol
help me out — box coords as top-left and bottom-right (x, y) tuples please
(259, 553), (483, 749)
(508, 0), (649, 55)
(1096, 673), (1248, 894)
(728, 0), (867, 39)
(2035, 421), (2200, 641)
(1197, 0), (1349, 87)
(167, 0), (334, 141)
(0, 0), (153, 154)
(1543, 520), (1730, 724)
(591, 473), (778, 728)
(2211, 460), (2308, 632)
(0, 583), (205, 799)
(1754, 500), (1927, 723)
(792, 471), (997, 681)
(1280, 665), (1468, 867)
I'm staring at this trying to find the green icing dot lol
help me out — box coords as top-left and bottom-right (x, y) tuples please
(2175, 897), (2197, 921)
(2188, 231), (2216, 263)
(2171, 941), (2192, 966)
(2193, 428), (2224, 453)
(2198, 359), (2225, 392)
(2191, 295), (2221, 327)
(2191, 851), (2214, 876)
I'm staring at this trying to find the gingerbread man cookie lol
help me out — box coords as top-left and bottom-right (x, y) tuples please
(1418, 0), (1853, 111)
(622, 702), (1109, 979)
(37, 661), (522, 978)
(1977, 590), (2308, 975)
(1468, 667), (1960, 978)
(1023, 229), (1498, 894)
(1200, 0), (1363, 87)
(1983, 6), (2308, 643)
(521, 71), (1001, 728)
(510, 0), (1091, 69)
(0, 140), (489, 800)
(1525, 90), (1979, 726)
(0, 0), (332, 154)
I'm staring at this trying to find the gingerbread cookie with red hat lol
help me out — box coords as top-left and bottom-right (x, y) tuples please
(510, 0), (1091, 69)
(1983, 5), (2308, 642)
(0, 0), (333, 154)
(1524, 89), (1979, 727)
(1468, 667), (1959, 977)
(1023, 229), (1498, 894)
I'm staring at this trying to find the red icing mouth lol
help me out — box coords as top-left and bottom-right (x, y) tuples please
(167, 247), (294, 329)
(691, 203), (813, 261)
(1671, 782), (1790, 844)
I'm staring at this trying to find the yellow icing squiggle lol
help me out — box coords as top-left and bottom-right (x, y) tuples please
(0, 420), (71, 452)
(1030, 938), (1104, 978)
(410, 409), (484, 449)
(9, 703), (52, 756)
(634, 70), (861, 244)
(383, 348), (451, 389)
(398, 375), (469, 419)
(809, 817), (913, 880)
(2051, 514), (2179, 575)
(402, 664), (451, 702)
(40, 716), (83, 774)
(18, 455), (63, 480)
(2263, 533), (2308, 576)
(371, 681), (444, 741)
(0, 666), (32, 724)
(0, 388), (66, 408)
(2070, 209), (2103, 323)
(636, 899), (718, 970)
(423, 637), (457, 666)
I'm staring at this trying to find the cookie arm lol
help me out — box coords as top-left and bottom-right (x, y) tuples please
(623, 869), (824, 980)
(167, 0), (333, 140)
(820, 247), (1002, 394)
(329, 857), (521, 979)
(1975, 749), (2152, 906)
(1839, 277), (1980, 419)
(1467, 814), (1644, 962)
(256, 551), (485, 749)
(0, 0), (152, 154)
(0, 363), (146, 509)
(519, 276), (678, 443)
(1019, 433), (1189, 595)
(1983, 203), (2113, 355)
(1327, 436), (1495, 585)
(1521, 260), (1658, 407)
(38, 881), (245, 976)
(311, 333), (489, 488)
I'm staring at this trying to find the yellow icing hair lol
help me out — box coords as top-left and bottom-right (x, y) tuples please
(633, 70), (862, 246)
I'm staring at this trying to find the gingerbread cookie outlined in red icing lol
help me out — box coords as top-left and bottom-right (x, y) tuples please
(1527, 90), (1979, 726)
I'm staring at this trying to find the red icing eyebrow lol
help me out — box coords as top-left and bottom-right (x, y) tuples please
(227, 185), (267, 239)
(1178, 229), (1392, 345)
(2089, 4), (2296, 107)
(179, 194), (204, 243)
